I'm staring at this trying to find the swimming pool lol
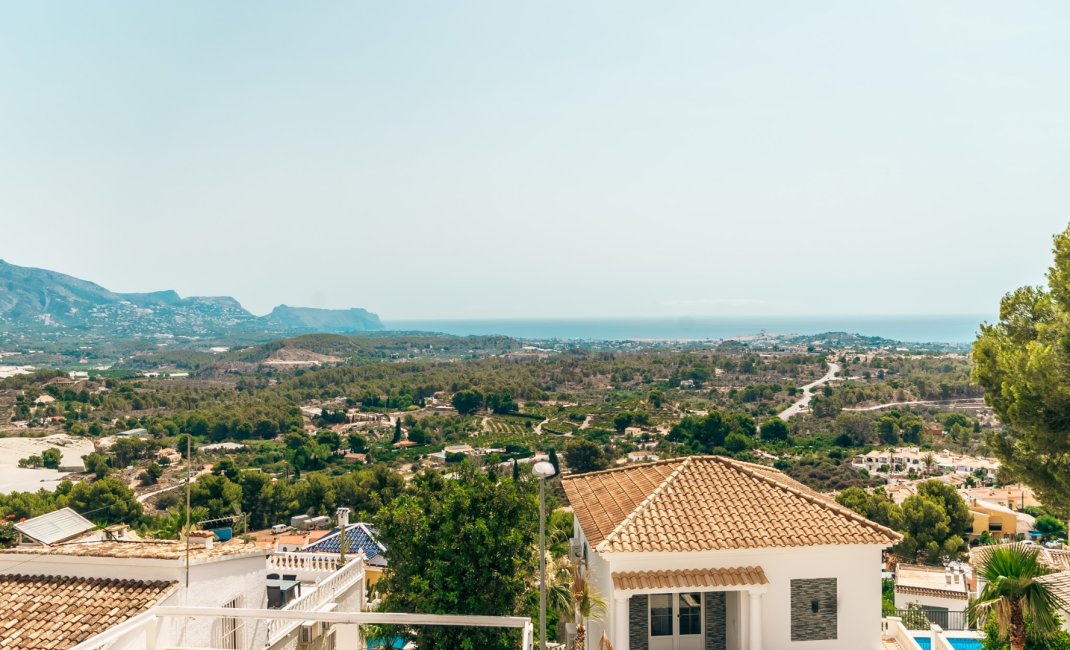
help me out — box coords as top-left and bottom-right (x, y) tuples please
(913, 636), (983, 650)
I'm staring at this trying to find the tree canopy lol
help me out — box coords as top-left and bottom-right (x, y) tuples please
(973, 224), (1070, 514)
(377, 465), (538, 650)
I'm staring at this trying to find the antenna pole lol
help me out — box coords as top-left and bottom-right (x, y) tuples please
(185, 435), (191, 590)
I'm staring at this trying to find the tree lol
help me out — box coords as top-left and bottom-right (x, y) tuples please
(512, 459), (520, 481)
(548, 448), (560, 476)
(896, 481), (972, 564)
(724, 432), (750, 453)
(377, 465), (538, 650)
(550, 559), (606, 650)
(973, 225), (1070, 513)
(138, 462), (163, 486)
(41, 448), (62, 470)
(82, 452), (110, 479)
(190, 474), (243, 519)
(836, 487), (904, 531)
(17, 455), (42, 469)
(393, 419), (403, 444)
(66, 477), (143, 525)
(613, 412), (634, 433)
(347, 433), (368, 453)
(968, 546), (1063, 650)
(1034, 516), (1067, 541)
(759, 418), (789, 442)
(564, 439), (609, 475)
(451, 389), (484, 416)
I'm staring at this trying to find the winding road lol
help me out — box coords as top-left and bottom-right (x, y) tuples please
(778, 360), (842, 421)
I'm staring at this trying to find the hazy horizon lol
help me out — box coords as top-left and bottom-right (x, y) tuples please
(3, 2), (1069, 319)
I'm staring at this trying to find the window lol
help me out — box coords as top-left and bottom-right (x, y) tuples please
(649, 594), (673, 636)
(679, 593), (702, 635)
(989, 522), (1003, 532)
(218, 595), (245, 650)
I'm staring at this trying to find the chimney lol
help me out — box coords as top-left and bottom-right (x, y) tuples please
(336, 507), (350, 530)
(186, 530), (214, 550)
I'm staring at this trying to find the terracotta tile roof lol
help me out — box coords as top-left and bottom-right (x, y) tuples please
(3, 539), (268, 561)
(1048, 549), (1070, 571)
(971, 542), (1066, 571)
(1037, 571), (1070, 609)
(562, 456), (902, 553)
(895, 585), (969, 600)
(0, 574), (176, 649)
(612, 566), (768, 591)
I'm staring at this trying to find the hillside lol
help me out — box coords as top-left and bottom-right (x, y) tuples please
(261, 305), (381, 333)
(0, 260), (382, 339)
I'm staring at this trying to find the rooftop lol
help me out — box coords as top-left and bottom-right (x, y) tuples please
(304, 523), (387, 566)
(3, 538), (269, 561)
(0, 574), (176, 649)
(1036, 571), (1070, 609)
(562, 456), (901, 554)
(894, 564), (968, 599)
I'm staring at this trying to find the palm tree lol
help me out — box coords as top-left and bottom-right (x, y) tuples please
(967, 546), (1063, 650)
(550, 558), (607, 650)
(922, 453), (936, 476)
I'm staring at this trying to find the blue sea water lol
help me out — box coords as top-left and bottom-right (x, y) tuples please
(385, 315), (990, 344)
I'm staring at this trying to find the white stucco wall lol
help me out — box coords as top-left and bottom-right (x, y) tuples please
(576, 534), (887, 650)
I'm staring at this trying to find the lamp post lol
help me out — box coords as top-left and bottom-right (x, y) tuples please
(532, 460), (556, 650)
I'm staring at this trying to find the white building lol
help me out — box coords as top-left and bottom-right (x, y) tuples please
(892, 563), (969, 629)
(562, 456), (901, 650)
(0, 508), (367, 650)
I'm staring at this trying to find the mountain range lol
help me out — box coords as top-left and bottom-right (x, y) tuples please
(0, 260), (382, 338)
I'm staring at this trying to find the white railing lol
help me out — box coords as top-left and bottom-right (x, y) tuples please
(882, 617), (924, 650)
(153, 607), (533, 650)
(268, 551), (353, 573)
(267, 558), (366, 643)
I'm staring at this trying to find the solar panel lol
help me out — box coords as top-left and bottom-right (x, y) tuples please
(305, 524), (386, 563)
(14, 507), (96, 545)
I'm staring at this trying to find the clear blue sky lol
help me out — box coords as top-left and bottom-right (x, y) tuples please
(1, 2), (1068, 319)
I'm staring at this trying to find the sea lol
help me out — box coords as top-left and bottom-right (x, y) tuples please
(384, 315), (992, 345)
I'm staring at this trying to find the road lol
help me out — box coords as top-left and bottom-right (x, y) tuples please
(778, 360), (842, 421)
(842, 398), (986, 413)
(136, 465), (212, 503)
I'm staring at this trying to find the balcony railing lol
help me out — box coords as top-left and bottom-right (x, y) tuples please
(884, 608), (971, 631)
(269, 551), (352, 574)
(267, 557), (366, 643)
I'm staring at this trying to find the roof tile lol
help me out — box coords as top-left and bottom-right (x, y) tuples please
(613, 566), (768, 591)
(562, 456), (901, 553)
(0, 574), (175, 649)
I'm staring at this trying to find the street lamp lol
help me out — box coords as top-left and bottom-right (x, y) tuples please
(532, 460), (556, 650)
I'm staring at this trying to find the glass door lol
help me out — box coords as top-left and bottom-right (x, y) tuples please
(648, 593), (704, 650)
(677, 592), (703, 650)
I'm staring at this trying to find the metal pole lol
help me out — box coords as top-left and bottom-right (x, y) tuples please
(539, 476), (547, 650)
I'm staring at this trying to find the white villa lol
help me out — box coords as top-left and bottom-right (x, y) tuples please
(851, 448), (999, 480)
(562, 456), (902, 650)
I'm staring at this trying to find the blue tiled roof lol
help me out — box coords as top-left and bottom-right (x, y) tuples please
(304, 523), (387, 565)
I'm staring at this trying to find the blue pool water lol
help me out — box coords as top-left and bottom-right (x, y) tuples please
(913, 636), (982, 650)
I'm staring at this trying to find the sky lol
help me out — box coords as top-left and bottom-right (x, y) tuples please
(1, 2), (1069, 321)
